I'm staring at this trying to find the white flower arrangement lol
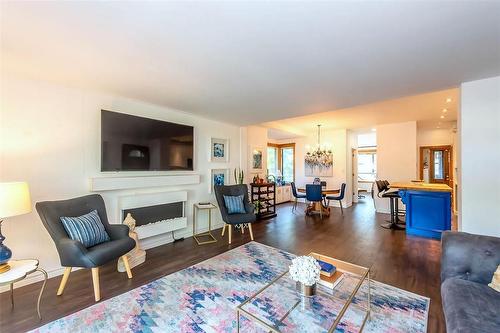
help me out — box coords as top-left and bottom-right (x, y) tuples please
(289, 255), (321, 286)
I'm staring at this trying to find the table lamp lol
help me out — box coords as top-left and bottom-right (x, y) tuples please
(0, 182), (32, 273)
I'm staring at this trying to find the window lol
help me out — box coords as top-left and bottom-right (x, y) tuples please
(433, 150), (444, 180)
(267, 143), (295, 182)
(267, 147), (278, 175)
(358, 151), (377, 182)
(281, 147), (294, 182)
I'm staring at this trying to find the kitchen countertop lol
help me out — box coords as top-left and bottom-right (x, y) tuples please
(389, 182), (452, 192)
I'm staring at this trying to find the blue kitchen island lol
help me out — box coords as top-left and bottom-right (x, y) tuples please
(390, 182), (452, 239)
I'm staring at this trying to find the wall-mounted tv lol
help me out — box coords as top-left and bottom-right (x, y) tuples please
(101, 110), (194, 171)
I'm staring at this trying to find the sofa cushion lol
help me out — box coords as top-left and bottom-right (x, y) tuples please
(86, 237), (135, 267)
(441, 277), (500, 333)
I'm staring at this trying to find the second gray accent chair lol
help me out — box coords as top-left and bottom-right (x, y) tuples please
(36, 194), (135, 302)
(214, 184), (255, 244)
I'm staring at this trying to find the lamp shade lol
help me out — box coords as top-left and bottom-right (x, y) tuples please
(0, 182), (32, 219)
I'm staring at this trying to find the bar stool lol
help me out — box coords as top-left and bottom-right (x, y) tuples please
(376, 180), (405, 230)
(383, 180), (405, 224)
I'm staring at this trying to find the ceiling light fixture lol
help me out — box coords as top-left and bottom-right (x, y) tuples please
(446, 98), (452, 103)
(305, 125), (333, 170)
(440, 115), (445, 119)
(442, 108), (448, 113)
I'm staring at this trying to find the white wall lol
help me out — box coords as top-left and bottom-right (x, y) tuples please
(459, 76), (500, 237)
(375, 121), (417, 213)
(291, 129), (350, 208)
(417, 127), (454, 147)
(416, 126), (455, 178)
(0, 74), (243, 287)
(245, 125), (268, 182)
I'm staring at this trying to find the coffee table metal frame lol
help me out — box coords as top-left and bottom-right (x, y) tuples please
(236, 253), (371, 333)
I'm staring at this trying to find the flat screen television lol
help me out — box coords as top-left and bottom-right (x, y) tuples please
(101, 110), (194, 171)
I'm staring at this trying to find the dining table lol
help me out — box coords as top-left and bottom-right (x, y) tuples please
(297, 187), (340, 217)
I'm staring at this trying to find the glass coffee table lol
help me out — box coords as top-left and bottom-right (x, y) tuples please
(236, 253), (371, 333)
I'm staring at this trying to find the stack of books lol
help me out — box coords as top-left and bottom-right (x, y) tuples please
(317, 259), (344, 289)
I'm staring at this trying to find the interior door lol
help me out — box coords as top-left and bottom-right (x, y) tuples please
(352, 148), (358, 203)
(428, 146), (452, 186)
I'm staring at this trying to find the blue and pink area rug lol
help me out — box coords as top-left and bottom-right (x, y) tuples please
(32, 242), (429, 332)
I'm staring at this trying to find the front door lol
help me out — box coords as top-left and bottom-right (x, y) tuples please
(420, 145), (453, 187)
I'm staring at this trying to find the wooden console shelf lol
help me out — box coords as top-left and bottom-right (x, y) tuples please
(250, 183), (277, 220)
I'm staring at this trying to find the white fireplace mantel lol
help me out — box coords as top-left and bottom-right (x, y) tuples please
(90, 174), (200, 191)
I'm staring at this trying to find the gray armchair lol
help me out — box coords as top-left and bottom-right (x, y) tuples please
(214, 184), (256, 244)
(36, 194), (135, 302)
(441, 231), (500, 333)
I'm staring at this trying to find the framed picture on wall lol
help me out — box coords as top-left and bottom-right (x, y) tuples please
(250, 146), (264, 171)
(209, 168), (230, 193)
(210, 138), (229, 163)
(304, 150), (333, 177)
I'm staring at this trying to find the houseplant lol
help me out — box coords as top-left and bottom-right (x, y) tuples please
(233, 168), (244, 184)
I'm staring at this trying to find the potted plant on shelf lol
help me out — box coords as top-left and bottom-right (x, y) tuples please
(289, 255), (321, 297)
(253, 200), (262, 214)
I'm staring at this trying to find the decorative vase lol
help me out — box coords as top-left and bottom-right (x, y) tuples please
(0, 221), (12, 267)
(296, 281), (317, 297)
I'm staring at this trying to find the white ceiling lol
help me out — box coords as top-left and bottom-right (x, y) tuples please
(2, 2), (499, 125)
(263, 88), (459, 138)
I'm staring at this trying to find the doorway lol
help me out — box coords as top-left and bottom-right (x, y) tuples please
(419, 145), (453, 187)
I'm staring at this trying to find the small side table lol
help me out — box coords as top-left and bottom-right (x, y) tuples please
(193, 203), (218, 245)
(0, 259), (48, 319)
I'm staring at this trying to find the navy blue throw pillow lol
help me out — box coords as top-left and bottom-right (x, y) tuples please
(60, 210), (111, 248)
(223, 195), (246, 214)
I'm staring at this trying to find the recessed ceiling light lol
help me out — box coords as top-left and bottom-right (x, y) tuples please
(440, 115), (445, 119)
(446, 98), (452, 103)
(437, 126), (441, 129)
(442, 108), (448, 113)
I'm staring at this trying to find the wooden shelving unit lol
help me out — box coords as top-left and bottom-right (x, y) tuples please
(250, 183), (277, 220)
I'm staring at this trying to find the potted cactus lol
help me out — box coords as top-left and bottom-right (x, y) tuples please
(234, 168), (244, 184)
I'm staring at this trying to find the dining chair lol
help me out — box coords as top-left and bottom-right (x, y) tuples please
(305, 184), (325, 218)
(290, 182), (306, 212)
(325, 183), (347, 215)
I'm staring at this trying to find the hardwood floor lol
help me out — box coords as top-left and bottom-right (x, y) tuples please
(0, 198), (445, 333)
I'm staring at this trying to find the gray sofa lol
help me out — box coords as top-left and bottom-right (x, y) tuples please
(441, 231), (500, 333)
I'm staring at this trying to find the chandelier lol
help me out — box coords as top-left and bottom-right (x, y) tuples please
(305, 125), (333, 169)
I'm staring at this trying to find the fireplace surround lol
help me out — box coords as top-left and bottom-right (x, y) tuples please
(118, 191), (188, 241)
